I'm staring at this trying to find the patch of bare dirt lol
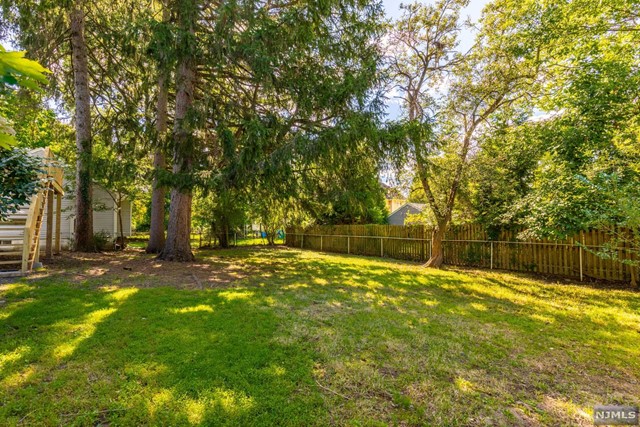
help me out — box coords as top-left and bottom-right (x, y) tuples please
(27, 248), (258, 290)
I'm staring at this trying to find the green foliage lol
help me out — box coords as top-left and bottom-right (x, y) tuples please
(0, 44), (50, 149)
(0, 45), (49, 91)
(0, 91), (72, 151)
(163, 0), (387, 205)
(469, 121), (542, 237)
(0, 147), (42, 220)
(192, 187), (247, 248)
(296, 141), (389, 225)
(477, 0), (640, 244)
(249, 194), (304, 246)
(92, 230), (112, 252)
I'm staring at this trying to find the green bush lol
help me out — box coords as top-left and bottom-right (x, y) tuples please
(93, 231), (113, 252)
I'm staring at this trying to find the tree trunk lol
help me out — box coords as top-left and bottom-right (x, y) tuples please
(157, 4), (196, 262)
(70, 3), (94, 252)
(161, 189), (194, 261)
(146, 148), (166, 253)
(146, 6), (169, 254)
(218, 227), (229, 248)
(425, 223), (447, 268)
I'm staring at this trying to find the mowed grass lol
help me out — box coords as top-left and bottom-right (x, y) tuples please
(1, 248), (639, 426)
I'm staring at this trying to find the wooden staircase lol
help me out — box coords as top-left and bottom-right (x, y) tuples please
(0, 148), (64, 277)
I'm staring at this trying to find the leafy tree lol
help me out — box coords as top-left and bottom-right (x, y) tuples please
(468, 120), (542, 238)
(482, 0), (640, 284)
(192, 187), (247, 248)
(0, 45), (49, 219)
(92, 144), (144, 249)
(298, 146), (389, 225)
(0, 44), (50, 149)
(0, 147), (42, 220)
(249, 195), (299, 246)
(388, 0), (539, 267)
(158, 0), (197, 261)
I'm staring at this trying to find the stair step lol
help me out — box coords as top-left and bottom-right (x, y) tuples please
(0, 271), (24, 277)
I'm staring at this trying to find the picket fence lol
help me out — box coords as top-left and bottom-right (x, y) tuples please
(285, 224), (639, 284)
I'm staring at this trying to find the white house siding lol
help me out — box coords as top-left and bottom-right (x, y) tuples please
(118, 199), (132, 236)
(39, 182), (132, 249)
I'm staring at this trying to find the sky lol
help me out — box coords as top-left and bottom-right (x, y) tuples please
(380, 0), (492, 119)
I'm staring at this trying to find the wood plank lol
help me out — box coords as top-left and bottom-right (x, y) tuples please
(55, 193), (62, 254)
(46, 188), (54, 259)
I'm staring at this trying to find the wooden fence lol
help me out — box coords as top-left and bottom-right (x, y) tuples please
(285, 224), (639, 284)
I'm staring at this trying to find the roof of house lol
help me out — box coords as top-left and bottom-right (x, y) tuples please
(406, 202), (426, 211)
(389, 202), (426, 216)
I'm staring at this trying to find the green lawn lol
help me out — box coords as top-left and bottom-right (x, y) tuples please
(127, 233), (285, 250)
(1, 248), (638, 426)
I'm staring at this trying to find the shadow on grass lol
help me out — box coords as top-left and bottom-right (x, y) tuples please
(0, 281), (326, 426)
(1, 247), (639, 426)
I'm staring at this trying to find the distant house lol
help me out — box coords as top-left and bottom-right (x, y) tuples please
(387, 202), (427, 225)
(379, 180), (406, 215)
(385, 198), (406, 214)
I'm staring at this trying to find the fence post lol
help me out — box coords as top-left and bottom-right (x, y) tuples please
(347, 236), (350, 254)
(579, 234), (584, 281)
(490, 241), (494, 269)
(380, 237), (384, 258)
(301, 233), (304, 250)
(320, 235), (323, 252)
(234, 231), (237, 246)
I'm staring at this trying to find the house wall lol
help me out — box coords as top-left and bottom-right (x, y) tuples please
(117, 199), (132, 236)
(39, 182), (132, 249)
(386, 199), (406, 214)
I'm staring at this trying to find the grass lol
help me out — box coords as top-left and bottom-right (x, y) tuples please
(127, 233), (285, 250)
(1, 247), (639, 426)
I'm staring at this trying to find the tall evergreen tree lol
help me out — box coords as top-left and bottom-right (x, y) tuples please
(157, 0), (385, 261)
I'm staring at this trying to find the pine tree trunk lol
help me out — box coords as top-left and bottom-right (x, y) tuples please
(157, 4), (196, 262)
(70, 3), (94, 252)
(425, 223), (447, 268)
(161, 188), (194, 261)
(146, 73), (168, 253)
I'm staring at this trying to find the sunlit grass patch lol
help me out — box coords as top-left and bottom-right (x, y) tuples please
(0, 247), (638, 425)
(170, 304), (214, 314)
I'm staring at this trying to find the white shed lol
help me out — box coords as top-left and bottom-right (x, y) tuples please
(40, 180), (132, 249)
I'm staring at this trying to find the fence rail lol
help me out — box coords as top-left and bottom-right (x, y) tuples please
(285, 224), (639, 284)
